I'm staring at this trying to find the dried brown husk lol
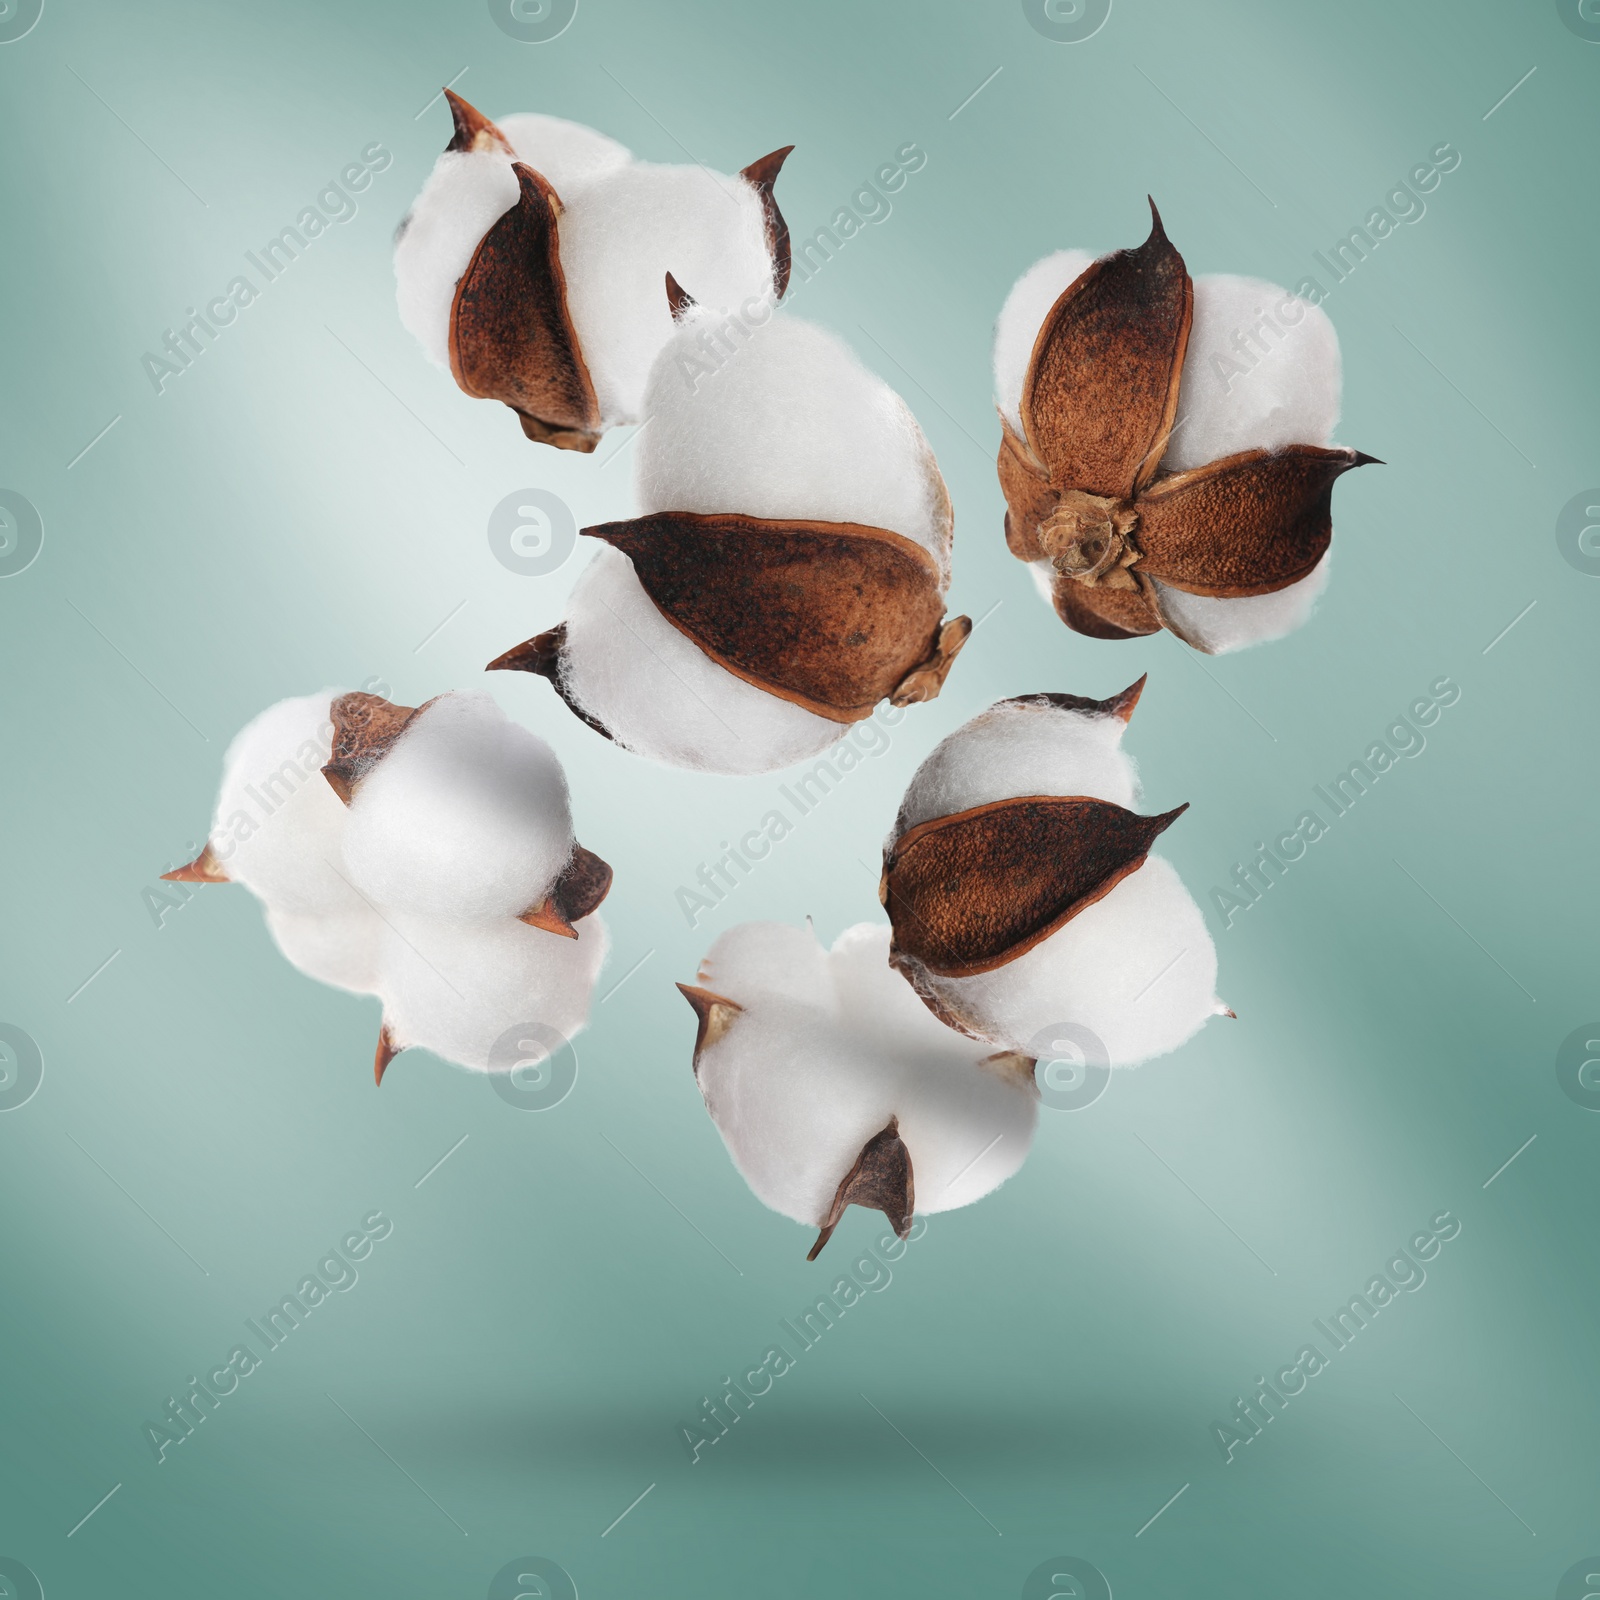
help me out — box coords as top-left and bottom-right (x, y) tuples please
(439, 93), (793, 451)
(808, 1119), (914, 1260)
(321, 692), (428, 804)
(883, 794), (1188, 979)
(162, 841), (230, 884)
(676, 983), (743, 1076)
(518, 845), (614, 938)
(574, 512), (970, 724)
(1000, 200), (1376, 650)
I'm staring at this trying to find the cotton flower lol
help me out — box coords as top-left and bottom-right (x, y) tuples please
(490, 304), (970, 774)
(993, 203), (1376, 652)
(881, 679), (1227, 1062)
(394, 89), (791, 450)
(164, 690), (610, 1082)
(681, 920), (1038, 1258)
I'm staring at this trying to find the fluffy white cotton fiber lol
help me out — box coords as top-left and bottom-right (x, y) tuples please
(343, 693), (574, 922)
(210, 691), (362, 918)
(637, 308), (951, 572)
(191, 690), (608, 1076)
(555, 311), (952, 774)
(395, 151), (523, 368)
(994, 250), (1343, 652)
(394, 107), (779, 429)
(558, 163), (776, 426)
(695, 921), (1037, 1231)
(380, 912), (608, 1071)
(889, 695), (1224, 1065)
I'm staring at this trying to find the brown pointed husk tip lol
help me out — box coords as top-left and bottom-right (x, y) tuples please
(162, 841), (229, 884)
(676, 983), (743, 1077)
(517, 844), (614, 938)
(808, 1118), (914, 1261)
(374, 1023), (402, 1086)
(664, 272), (696, 320)
(444, 89), (512, 155)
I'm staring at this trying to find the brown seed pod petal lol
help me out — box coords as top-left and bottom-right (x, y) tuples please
(997, 420), (1055, 564)
(808, 1117), (914, 1261)
(516, 844), (614, 937)
(443, 88), (513, 155)
(740, 146), (794, 298)
(998, 674), (1146, 723)
(322, 693), (428, 805)
(162, 842), (229, 884)
(449, 163), (604, 453)
(884, 794), (1188, 978)
(1020, 199), (1192, 501)
(1049, 569), (1160, 640)
(486, 623), (618, 743)
(1135, 445), (1377, 599)
(584, 513), (956, 724)
(676, 983), (743, 1078)
(374, 1022), (403, 1087)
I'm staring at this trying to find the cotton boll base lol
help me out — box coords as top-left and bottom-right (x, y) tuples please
(342, 693), (575, 921)
(557, 544), (847, 774)
(691, 921), (1037, 1244)
(904, 856), (1221, 1063)
(380, 913), (608, 1073)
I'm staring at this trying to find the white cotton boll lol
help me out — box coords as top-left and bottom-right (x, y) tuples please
(697, 919), (831, 1010)
(1153, 552), (1331, 656)
(211, 691), (367, 918)
(895, 697), (1139, 835)
(638, 310), (951, 573)
(379, 912), (607, 1071)
(557, 544), (845, 774)
(494, 114), (631, 190)
(394, 151), (522, 367)
(264, 905), (385, 996)
(342, 693), (574, 921)
(693, 922), (1036, 1231)
(993, 248), (1097, 435)
(557, 162), (776, 426)
(931, 857), (1220, 1064)
(1161, 274), (1341, 472)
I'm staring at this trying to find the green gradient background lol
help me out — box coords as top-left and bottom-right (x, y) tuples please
(1, 1), (1596, 1595)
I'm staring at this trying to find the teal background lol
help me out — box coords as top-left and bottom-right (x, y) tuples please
(1, 1), (1596, 1595)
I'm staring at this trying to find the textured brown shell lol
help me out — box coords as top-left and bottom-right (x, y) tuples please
(808, 1118), (914, 1261)
(1049, 570), (1160, 639)
(322, 693), (431, 804)
(449, 163), (603, 452)
(518, 844), (614, 938)
(1020, 200), (1192, 500)
(741, 147), (794, 298)
(1135, 445), (1376, 598)
(485, 623), (617, 743)
(884, 795), (1188, 978)
(584, 513), (964, 724)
